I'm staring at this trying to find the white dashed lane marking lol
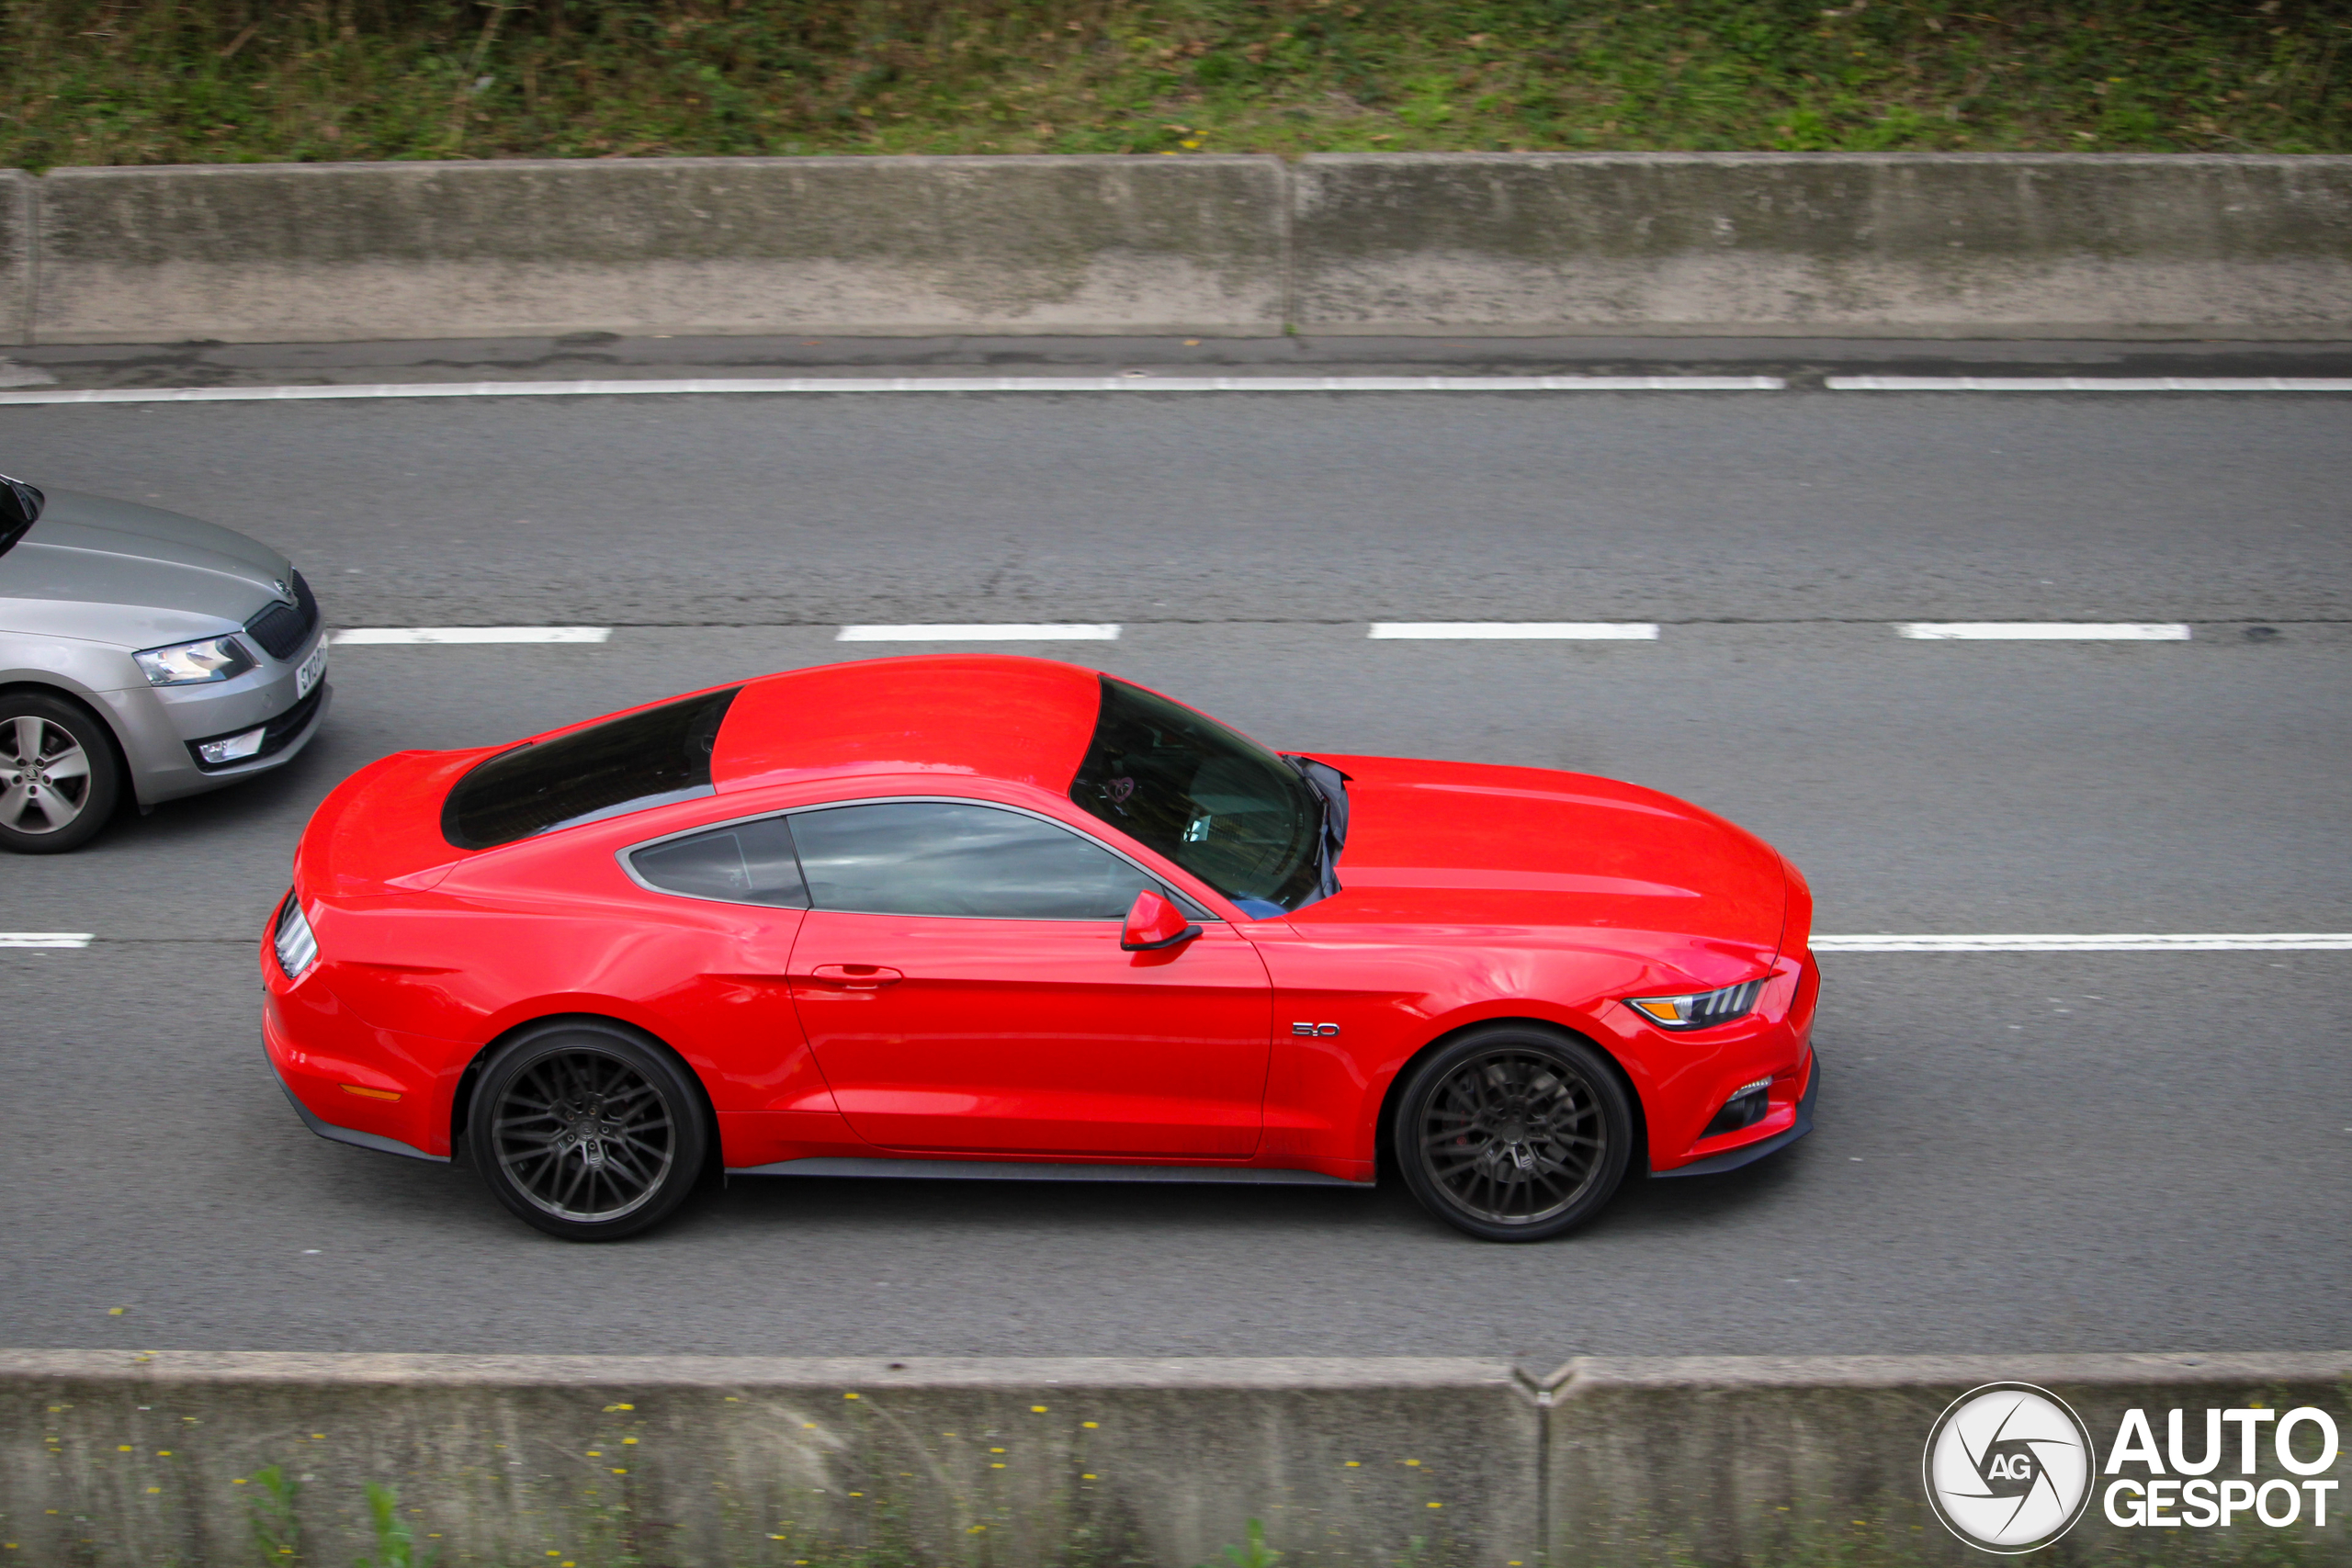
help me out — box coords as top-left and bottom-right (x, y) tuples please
(1896, 623), (2193, 641)
(1369, 622), (1661, 640)
(332, 626), (611, 645)
(838, 624), (1123, 642)
(321, 622), (2233, 645)
(14, 933), (2351, 953)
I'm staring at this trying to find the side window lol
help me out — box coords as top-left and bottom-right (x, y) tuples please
(790, 801), (1164, 919)
(630, 815), (809, 908)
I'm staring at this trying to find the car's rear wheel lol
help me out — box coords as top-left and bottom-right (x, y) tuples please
(0, 692), (121, 854)
(1394, 1025), (1633, 1242)
(467, 1022), (708, 1242)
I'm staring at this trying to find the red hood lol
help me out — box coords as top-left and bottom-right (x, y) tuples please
(1294, 755), (1789, 958)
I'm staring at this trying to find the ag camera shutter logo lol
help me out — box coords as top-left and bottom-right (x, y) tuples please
(1924, 1383), (2095, 1553)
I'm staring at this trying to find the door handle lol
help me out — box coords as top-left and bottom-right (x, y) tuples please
(806, 964), (903, 989)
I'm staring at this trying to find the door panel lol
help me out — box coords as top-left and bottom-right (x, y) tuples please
(787, 909), (1273, 1156)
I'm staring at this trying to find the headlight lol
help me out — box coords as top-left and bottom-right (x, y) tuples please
(135, 634), (256, 687)
(273, 893), (319, 980)
(1625, 977), (1766, 1031)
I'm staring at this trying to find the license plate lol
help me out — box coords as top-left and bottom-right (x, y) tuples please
(294, 640), (328, 701)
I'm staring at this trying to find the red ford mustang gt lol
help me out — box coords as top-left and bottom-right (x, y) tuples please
(264, 655), (1817, 1242)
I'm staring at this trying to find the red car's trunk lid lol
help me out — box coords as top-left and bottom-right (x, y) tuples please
(295, 748), (488, 897)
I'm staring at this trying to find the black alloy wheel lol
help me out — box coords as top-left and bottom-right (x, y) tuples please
(1394, 1025), (1633, 1242)
(467, 1021), (709, 1241)
(0, 692), (121, 854)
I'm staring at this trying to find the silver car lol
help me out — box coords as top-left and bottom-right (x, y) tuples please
(0, 472), (330, 852)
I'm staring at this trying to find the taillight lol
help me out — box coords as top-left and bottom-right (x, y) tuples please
(273, 892), (319, 979)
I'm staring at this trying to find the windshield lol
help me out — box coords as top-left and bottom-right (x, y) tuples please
(1070, 677), (1326, 914)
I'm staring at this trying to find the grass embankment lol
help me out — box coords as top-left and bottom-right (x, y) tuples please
(1, 0), (2345, 171)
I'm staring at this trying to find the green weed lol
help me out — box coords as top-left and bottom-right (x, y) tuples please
(0, 1), (2344, 171)
(356, 1481), (434, 1568)
(244, 1463), (302, 1565)
(1206, 1517), (1279, 1568)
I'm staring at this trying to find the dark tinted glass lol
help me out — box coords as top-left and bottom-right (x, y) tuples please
(1070, 677), (1323, 909)
(791, 801), (1159, 919)
(443, 688), (740, 850)
(630, 815), (808, 908)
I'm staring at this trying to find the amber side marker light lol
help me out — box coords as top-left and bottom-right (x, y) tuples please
(339, 1084), (401, 1102)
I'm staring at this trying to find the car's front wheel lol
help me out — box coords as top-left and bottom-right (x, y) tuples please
(0, 691), (122, 854)
(467, 1021), (709, 1241)
(1394, 1024), (1634, 1242)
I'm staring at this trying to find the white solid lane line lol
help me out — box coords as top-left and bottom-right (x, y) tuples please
(333, 626), (611, 645)
(1829, 377), (2352, 392)
(1896, 622), (2191, 641)
(1369, 622), (1662, 639)
(0, 375), (1786, 407)
(838, 624), (1122, 642)
(1815, 933), (2352, 952)
(0, 933), (94, 948)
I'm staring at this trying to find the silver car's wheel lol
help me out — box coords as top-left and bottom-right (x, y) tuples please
(0, 694), (120, 853)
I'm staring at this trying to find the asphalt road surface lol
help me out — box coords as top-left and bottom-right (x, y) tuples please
(5, 344), (2348, 1366)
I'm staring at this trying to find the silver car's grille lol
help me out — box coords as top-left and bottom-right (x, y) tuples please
(243, 570), (320, 661)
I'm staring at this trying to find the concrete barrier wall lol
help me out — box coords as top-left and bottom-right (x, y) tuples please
(0, 171), (31, 347)
(0, 1353), (1539, 1568)
(31, 156), (1289, 343)
(1547, 1353), (2352, 1566)
(4, 1351), (2346, 1566)
(1290, 153), (2352, 339)
(3, 152), (2350, 344)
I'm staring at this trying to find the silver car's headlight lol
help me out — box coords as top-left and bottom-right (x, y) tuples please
(1625, 977), (1767, 1031)
(135, 634), (256, 687)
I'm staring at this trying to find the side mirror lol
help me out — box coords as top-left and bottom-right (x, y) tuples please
(0, 473), (41, 556)
(1121, 889), (1202, 953)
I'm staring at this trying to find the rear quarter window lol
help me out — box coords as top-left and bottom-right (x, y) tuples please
(443, 688), (740, 851)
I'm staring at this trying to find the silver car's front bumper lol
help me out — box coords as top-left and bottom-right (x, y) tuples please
(96, 629), (332, 804)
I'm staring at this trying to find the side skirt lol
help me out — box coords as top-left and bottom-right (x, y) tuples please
(733, 1156), (1373, 1188)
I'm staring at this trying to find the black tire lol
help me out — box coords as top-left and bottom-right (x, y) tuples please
(0, 690), (122, 854)
(1393, 1024), (1634, 1243)
(466, 1021), (710, 1242)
